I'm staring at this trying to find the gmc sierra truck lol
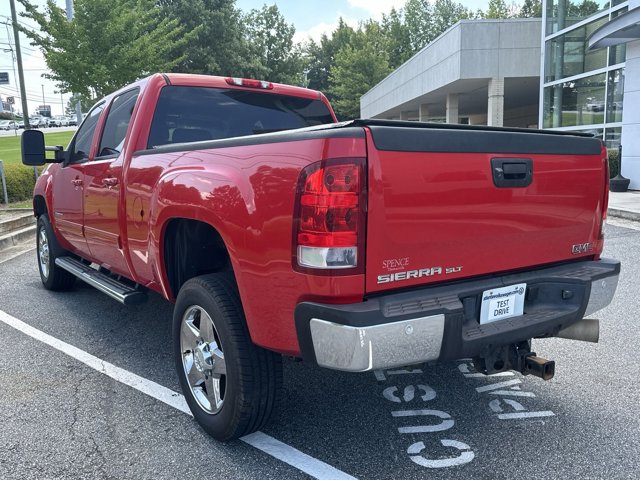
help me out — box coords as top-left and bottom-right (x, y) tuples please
(22, 73), (620, 441)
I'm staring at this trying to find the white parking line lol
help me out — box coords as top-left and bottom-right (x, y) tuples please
(242, 432), (357, 480)
(0, 309), (357, 480)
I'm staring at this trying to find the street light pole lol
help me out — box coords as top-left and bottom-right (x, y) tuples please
(3, 22), (18, 134)
(65, 0), (82, 125)
(9, 0), (30, 129)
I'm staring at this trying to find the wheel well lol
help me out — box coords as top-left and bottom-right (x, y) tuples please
(163, 219), (231, 298)
(34, 195), (47, 217)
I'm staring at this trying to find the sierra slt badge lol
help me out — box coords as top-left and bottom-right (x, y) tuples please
(377, 266), (463, 284)
(571, 242), (594, 254)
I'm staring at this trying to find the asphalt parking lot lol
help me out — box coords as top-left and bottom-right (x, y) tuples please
(1, 219), (639, 479)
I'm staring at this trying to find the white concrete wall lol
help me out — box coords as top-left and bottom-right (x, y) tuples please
(360, 19), (541, 119)
(622, 38), (640, 189)
(360, 25), (462, 119)
(459, 20), (541, 79)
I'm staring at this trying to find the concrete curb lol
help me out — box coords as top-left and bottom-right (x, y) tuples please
(607, 208), (640, 222)
(0, 225), (36, 252)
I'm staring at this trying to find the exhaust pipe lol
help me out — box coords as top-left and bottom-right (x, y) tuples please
(556, 318), (599, 343)
(524, 355), (555, 380)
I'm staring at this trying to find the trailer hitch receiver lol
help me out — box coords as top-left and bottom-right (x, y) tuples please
(472, 341), (555, 380)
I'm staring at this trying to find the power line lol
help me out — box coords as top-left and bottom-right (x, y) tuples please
(0, 40), (37, 53)
(0, 66), (46, 70)
(0, 85), (67, 98)
(0, 15), (37, 31)
(0, 85), (68, 102)
(0, 90), (65, 102)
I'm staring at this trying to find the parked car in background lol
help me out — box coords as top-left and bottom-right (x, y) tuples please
(50, 115), (70, 127)
(17, 119), (25, 129)
(0, 120), (18, 130)
(67, 116), (78, 126)
(586, 99), (605, 112)
(29, 117), (46, 128)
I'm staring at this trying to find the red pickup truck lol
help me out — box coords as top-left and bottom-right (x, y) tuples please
(22, 73), (619, 441)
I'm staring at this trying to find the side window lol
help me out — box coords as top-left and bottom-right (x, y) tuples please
(70, 104), (104, 163)
(98, 88), (139, 158)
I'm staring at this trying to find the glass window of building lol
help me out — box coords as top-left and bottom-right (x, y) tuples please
(541, 0), (628, 148)
(608, 7), (628, 65)
(544, 73), (607, 128)
(546, 0), (610, 34)
(544, 15), (609, 83)
(606, 69), (624, 123)
(605, 127), (621, 148)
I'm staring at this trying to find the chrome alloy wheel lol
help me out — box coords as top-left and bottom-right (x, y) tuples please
(38, 227), (50, 279)
(180, 305), (227, 414)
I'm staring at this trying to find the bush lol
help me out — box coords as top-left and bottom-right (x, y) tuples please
(608, 149), (619, 178)
(1, 163), (37, 203)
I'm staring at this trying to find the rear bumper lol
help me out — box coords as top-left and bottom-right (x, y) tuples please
(294, 258), (620, 372)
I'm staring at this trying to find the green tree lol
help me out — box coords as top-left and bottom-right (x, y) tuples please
(404, 0), (434, 53)
(65, 93), (93, 114)
(19, 0), (192, 100)
(157, 0), (252, 76)
(303, 19), (355, 95)
(431, 0), (473, 38)
(329, 22), (392, 120)
(380, 8), (411, 68)
(519, 0), (543, 17)
(485, 0), (511, 18)
(244, 4), (302, 84)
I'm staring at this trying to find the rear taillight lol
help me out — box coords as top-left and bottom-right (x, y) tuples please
(293, 158), (366, 274)
(225, 77), (273, 89)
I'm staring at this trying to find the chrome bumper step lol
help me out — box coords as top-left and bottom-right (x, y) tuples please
(55, 256), (146, 306)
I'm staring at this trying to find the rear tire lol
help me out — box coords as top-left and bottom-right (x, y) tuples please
(173, 273), (282, 441)
(36, 214), (76, 291)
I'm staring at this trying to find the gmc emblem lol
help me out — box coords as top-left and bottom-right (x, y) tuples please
(572, 242), (593, 255)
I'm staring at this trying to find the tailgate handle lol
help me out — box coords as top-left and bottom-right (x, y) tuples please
(491, 158), (533, 188)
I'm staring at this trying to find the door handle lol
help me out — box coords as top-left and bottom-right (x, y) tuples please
(71, 178), (83, 187)
(102, 178), (119, 188)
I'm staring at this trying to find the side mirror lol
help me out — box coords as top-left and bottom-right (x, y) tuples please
(21, 129), (46, 166)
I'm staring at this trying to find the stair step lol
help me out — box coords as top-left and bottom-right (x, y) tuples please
(0, 213), (35, 234)
(55, 256), (146, 306)
(0, 224), (36, 252)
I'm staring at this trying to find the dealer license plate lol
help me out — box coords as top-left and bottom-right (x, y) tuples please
(479, 283), (527, 325)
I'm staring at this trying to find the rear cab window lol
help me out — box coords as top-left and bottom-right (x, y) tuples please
(147, 86), (334, 149)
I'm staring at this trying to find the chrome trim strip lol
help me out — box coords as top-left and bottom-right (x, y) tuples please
(309, 314), (445, 372)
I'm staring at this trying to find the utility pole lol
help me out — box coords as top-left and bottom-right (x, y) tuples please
(66, 0), (82, 125)
(9, 0), (30, 129)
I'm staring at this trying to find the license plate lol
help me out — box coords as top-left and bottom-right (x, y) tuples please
(479, 283), (527, 325)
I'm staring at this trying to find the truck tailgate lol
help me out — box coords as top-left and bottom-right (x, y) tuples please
(364, 124), (607, 294)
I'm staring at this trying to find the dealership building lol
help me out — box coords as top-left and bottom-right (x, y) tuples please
(361, 2), (640, 189)
(360, 18), (542, 128)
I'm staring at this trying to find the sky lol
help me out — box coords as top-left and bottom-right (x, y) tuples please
(0, 0), (491, 117)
